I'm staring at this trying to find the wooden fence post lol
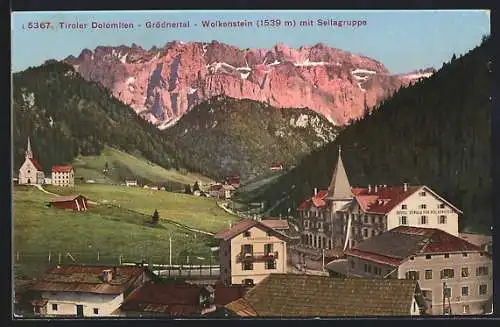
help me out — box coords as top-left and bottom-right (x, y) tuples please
(16, 251), (19, 262)
(48, 251), (51, 263)
(58, 252), (61, 265)
(97, 251), (100, 261)
(119, 254), (122, 265)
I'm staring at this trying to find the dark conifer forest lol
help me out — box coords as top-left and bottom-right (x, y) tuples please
(250, 36), (492, 234)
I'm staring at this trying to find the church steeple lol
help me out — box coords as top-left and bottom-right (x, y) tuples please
(25, 137), (33, 159)
(326, 145), (353, 200)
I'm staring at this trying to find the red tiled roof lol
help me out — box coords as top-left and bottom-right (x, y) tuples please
(260, 219), (289, 230)
(392, 226), (481, 254)
(296, 190), (328, 211)
(214, 219), (289, 241)
(49, 195), (86, 203)
(29, 158), (44, 171)
(29, 265), (146, 295)
(344, 248), (402, 267)
(352, 185), (421, 214)
(121, 282), (249, 315)
(52, 165), (73, 173)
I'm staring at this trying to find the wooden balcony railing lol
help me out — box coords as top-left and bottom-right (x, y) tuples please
(236, 251), (279, 263)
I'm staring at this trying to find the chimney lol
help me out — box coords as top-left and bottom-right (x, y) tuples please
(101, 269), (113, 283)
(368, 185), (371, 193)
(403, 183), (408, 192)
(314, 188), (318, 196)
(374, 185), (378, 193)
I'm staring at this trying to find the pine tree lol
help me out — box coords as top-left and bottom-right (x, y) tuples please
(152, 209), (159, 224)
(193, 181), (200, 192)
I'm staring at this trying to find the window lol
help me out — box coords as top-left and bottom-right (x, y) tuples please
(420, 204), (427, 209)
(406, 270), (420, 280)
(370, 216), (374, 224)
(476, 266), (489, 276)
(362, 229), (368, 238)
(374, 267), (382, 276)
(461, 267), (470, 277)
(399, 216), (408, 225)
(242, 262), (253, 271)
(243, 231), (251, 237)
(264, 243), (273, 254)
(463, 305), (470, 314)
(439, 215), (447, 224)
(462, 252), (468, 257)
(363, 215), (368, 224)
(479, 284), (487, 295)
(443, 287), (451, 298)
(27, 170), (31, 174)
(52, 304), (58, 311)
(439, 203), (445, 209)
(350, 260), (355, 269)
(444, 253), (450, 259)
(401, 204), (407, 210)
(243, 279), (254, 286)
(265, 259), (276, 270)
(420, 216), (428, 224)
(241, 245), (253, 260)
(304, 220), (309, 229)
(410, 256), (414, 261)
(440, 268), (454, 279)
(426, 254), (432, 259)
(419, 191), (427, 196)
(461, 286), (469, 297)
(93, 308), (99, 315)
(425, 270), (433, 280)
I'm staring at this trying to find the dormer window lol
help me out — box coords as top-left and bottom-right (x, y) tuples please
(419, 204), (427, 209)
(401, 205), (407, 210)
(439, 203), (445, 209)
(419, 191), (427, 196)
(243, 231), (251, 237)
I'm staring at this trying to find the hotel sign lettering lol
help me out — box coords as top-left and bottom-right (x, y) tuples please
(395, 209), (454, 215)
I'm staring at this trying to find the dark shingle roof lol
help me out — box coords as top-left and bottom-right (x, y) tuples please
(225, 274), (419, 317)
(346, 226), (482, 266)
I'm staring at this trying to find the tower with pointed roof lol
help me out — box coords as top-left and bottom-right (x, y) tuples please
(326, 146), (353, 211)
(18, 137), (45, 185)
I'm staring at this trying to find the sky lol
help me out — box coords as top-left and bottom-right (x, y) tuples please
(11, 10), (490, 74)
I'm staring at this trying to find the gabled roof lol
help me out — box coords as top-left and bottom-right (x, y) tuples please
(225, 274), (420, 316)
(345, 226), (482, 266)
(29, 265), (146, 295)
(52, 165), (73, 173)
(28, 158), (44, 171)
(260, 219), (289, 230)
(214, 219), (289, 242)
(325, 148), (353, 201)
(351, 185), (462, 214)
(297, 190), (328, 211)
(49, 195), (86, 203)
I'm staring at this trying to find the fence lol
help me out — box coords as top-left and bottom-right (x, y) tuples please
(13, 250), (220, 279)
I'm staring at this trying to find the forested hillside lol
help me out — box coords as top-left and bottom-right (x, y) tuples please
(12, 61), (179, 174)
(163, 96), (340, 181)
(251, 36), (492, 234)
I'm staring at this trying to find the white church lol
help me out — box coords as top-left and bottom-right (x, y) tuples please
(18, 137), (45, 185)
(296, 146), (461, 253)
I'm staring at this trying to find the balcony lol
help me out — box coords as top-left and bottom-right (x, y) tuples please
(236, 251), (279, 263)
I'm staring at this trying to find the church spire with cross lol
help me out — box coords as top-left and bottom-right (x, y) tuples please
(326, 145), (353, 200)
(25, 137), (33, 159)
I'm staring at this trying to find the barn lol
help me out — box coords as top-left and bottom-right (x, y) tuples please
(48, 195), (88, 211)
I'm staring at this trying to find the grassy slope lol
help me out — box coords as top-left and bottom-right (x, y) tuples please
(13, 185), (221, 278)
(45, 184), (240, 233)
(72, 146), (213, 186)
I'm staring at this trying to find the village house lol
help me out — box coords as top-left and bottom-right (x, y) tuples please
(269, 164), (284, 172)
(339, 226), (493, 315)
(51, 165), (75, 187)
(24, 265), (155, 317)
(18, 137), (45, 185)
(222, 274), (426, 317)
(208, 184), (234, 199)
(118, 282), (249, 317)
(125, 180), (138, 187)
(296, 146), (461, 254)
(214, 220), (290, 286)
(48, 195), (89, 211)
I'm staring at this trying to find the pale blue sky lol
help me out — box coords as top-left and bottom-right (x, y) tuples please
(11, 10), (490, 73)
